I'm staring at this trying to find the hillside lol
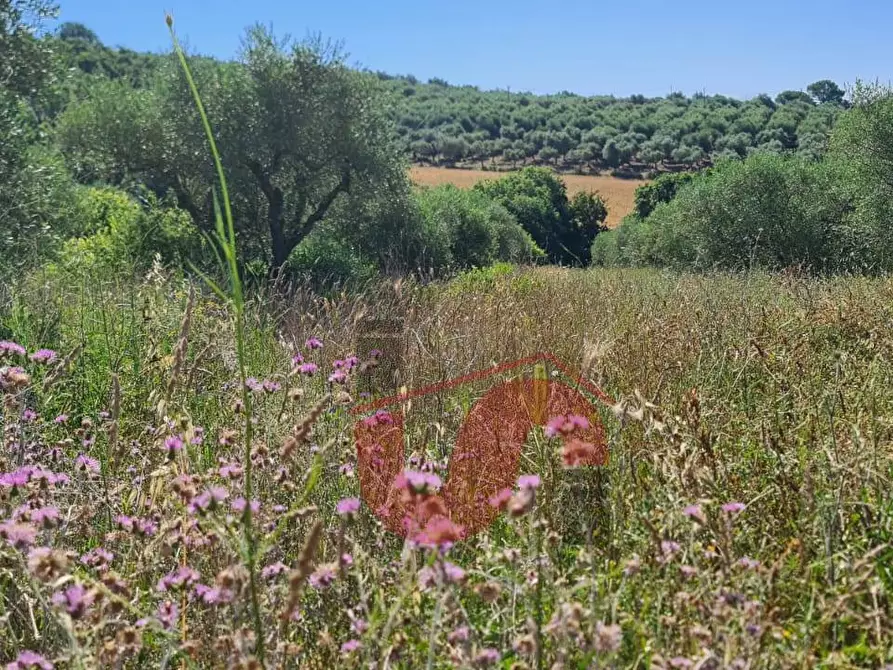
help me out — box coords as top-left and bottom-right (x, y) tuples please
(50, 28), (844, 175)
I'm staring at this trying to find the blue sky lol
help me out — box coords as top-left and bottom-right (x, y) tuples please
(57, 0), (891, 98)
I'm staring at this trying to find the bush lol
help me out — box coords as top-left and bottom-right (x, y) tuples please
(57, 187), (205, 274)
(598, 154), (848, 271)
(415, 184), (544, 269)
(285, 226), (378, 290)
(473, 167), (598, 265)
(633, 171), (697, 219)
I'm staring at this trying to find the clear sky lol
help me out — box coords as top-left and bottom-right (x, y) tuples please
(56, 0), (891, 99)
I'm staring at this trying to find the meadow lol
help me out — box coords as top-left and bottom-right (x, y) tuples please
(2, 263), (893, 668)
(409, 167), (643, 229)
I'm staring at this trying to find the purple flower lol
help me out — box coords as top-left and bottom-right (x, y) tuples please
(193, 583), (233, 605)
(29, 349), (57, 365)
(332, 359), (345, 370)
(80, 547), (113, 569)
(31, 507), (60, 528)
(369, 349), (382, 358)
(219, 462), (243, 479)
(0, 522), (37, 549)
(397, 470), (442, 493)
(156, 601), (178, 630)
(190, 427), (204, 445)
(308, 563), (338, 589)
(661, 540), (681, 556)
(298, 363), (318, 376)
(305, 337), (323, 350)
(262, 562), (288, 579)
(291, 352), (304, 366)
(328, 370), (348, 384)
(473, 648), (500, 666)
(245, 377), (263, 392)
(0, 469), (30, 489)
(231, 497), (260, 514)
(21, 409), (36, 422)
(157, 566), (200, 592)
(448, 626), (469, 643)
(262, 380), (281, 393)
(683, 504), (705, 523)
(0, 341), (26, 358)
(74, 454), (99, 474)
(133, 518), (157, 536)
(51, 583), (94, 618)
(345, 355), (360, 370)
(738, 556), (760, 570)
(336, 497), (361, 517)
(722, 501), (746, 514)
(6, 650), (53, 669)
(115, 515), (133, 530)
(340, 640), (361, 654)
(517, 474), (541, 490)
(53, 414), (68, 424)
(164, 435), (184, 453)
(361, 410), (393, 428)
(443, 561), (466, 584)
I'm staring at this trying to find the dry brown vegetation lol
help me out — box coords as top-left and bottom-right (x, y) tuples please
(410, 166), (644, 228)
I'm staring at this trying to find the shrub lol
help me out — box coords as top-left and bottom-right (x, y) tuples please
(285, 226), (379, 290)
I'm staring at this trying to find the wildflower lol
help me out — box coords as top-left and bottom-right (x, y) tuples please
(305, 337), (323, 350)
(309, 563), (338, 589)
(188, 486), (228, 515)
(219, 462), (242, 479)
(328, 370), (348, 384)
(6, 650), (53, 670)
(298, 362), (318, 376)
(262, 379), (281, 393)
(51, 583), (94, 619)
(74, 454), (100, 474)
(517, 474), (541, 490)
(53, 414), (68, 424)
(669, 658), (693, 669)
(31, 506), (60, 529)
(0, 469), (30, 489)
(443, 561), (466, 584)
(0, 341), (26, 358)
(80, 547), (113, 570)
(157, 566), (200, 592)
(417, 566), (437, 591)
(336, 497), (361, 517)
(133, 518), (158, 536)
(231, 498), (260, 514)
(416, 516), (464, 549)
(339, 462), (355, 476)
(369, 348), (382, 358)
(680, 565), (698, 579)
(190, 426), (204, 445)
(508, 488), (536, 517)
(0, 366), (30, 391)
(448, 626), (470, 643)
(738, 556), (760, 570)
(27, 547), (69, 582)
(21, 408), (36, 422)
(115, 515), (134, 530)
(0, 522), (37, 550)
(262, 562), (288, 579)
(291, 352), (304, 367)
(683, 504), (706, 524)
(340, 640), (361, 655)
(351, 618), (369, 635)
(164, 435), (184, 454)
(345, 355), (359, 369)
(332, 359), (345, 370)
(361, 409), (393, 427)
(29, 349), (57, 364)
(722, 501), (746, 514)
(472, 648), (499, 666)
(488, 487), (513, 510)
(340, 552), (354, 568)
(194, 583), (233, 605)
(561, 438), (602, 467)
(396, 470), (442, 494)
(544, 413), (590, 438)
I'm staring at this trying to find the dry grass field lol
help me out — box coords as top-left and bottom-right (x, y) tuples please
(410, 166), (645, 228)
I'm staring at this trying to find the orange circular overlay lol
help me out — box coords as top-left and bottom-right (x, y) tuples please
(352, 354), (612, 540)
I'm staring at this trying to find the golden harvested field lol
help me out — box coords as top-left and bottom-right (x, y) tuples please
(409, 166), (645, 228)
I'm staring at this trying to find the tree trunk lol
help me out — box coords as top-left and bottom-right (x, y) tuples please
(268, 189), (287, 268)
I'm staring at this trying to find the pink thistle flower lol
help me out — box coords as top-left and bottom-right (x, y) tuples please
(51, 583), (94, 619)
(415, 516), (464, 549)
(517, 474), (541, 490)
(164, 435), (184, 453)
(593, 621), (623, 653)
(738, 556), (760, 570)
(683, 504), (705, 524)
(473, 648), (500, 666)
(29, 349), (57, 364)
(448, 626), (469, 643)
(31, 506), (60, 529)
(309, 563), (338, 589)
(722, 501), (746, 514)
(299, 362), (318, 376)
(488, 488), (513, 510)
(53, 414), (68, 424)
(80, 547), (113, 570)
(157, 566), (200, 592)
(328, 370), (348, 384)
(305, 337), (323, 350)
(417, 566), (437, 591)
(340, 640), (361, 654)
(231, 498), (260, 514)
(6, 650), (53, 669)
(156, 601), (178, 630)
(261, 562), (288, 579)
(245, 377), (263, 392)
(336, 497), (361, 517)
(443, 561), (466, 584)
(345, 355), (359, 369)
(262, 380), (281, 393)
(291, 352), (304, 366)
(545, 413), (590, 438)
(21, 409), (36, 422)
(74, 454), (100, 473)
(0, 341), (26, 358)
(219, 462), (243, 479)
(0, 522), (37, 550)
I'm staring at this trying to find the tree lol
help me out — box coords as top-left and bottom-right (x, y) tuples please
(58, 21), (100, 44)
(775, 90), (814, 106)
(58, 26), (408, 272)
(807, 80), (845, 105)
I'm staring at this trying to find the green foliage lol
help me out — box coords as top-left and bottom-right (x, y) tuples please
(633, 170), (698, 219)
(597, 153), (848, 271)
(808, 79), (846, 105)
(57, 186), (205, 274)
(285, 226), (378, 290)
(415, 184), (544, 269)
(474, 166), (600, 265)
